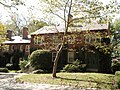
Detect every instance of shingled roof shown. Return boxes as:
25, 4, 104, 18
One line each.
31, 23, 109, 35
3, 36, 30, 45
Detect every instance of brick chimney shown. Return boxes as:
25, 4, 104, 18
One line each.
6, 30, 12, 40
22, 27, 28, 39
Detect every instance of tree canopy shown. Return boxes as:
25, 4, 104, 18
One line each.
0, 22, 6, 48
41, 0, 120, 26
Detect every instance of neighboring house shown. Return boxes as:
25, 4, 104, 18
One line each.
3, 27, 30, 56
30, 23, 111, 72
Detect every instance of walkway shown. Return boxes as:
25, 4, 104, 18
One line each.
0, 73, 96, 90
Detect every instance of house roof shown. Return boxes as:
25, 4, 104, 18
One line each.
3, 36, 30, 45
31, 23, 109, 35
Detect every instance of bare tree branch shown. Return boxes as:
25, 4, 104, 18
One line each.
0, 1, 18, 10
49, 9, 66, 22
64, 0, 69, 29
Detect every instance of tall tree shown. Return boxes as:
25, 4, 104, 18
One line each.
28, 20, 48, 33
41, 0, 120, 77
111, 18, 120, 57
0, 22, 6, 48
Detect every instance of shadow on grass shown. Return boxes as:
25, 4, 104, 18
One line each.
56, 76, 112, 84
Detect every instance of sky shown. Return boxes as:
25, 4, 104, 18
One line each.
0, 0, 120, 24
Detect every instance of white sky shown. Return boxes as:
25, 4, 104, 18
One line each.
0, 0, 120, 24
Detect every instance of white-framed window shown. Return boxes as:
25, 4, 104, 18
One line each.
34, 37, 39, 44
11, 45, 14, 51
52, 52, 57, 62
68, 51, 75, 63
25, 45, 30, 52
20, 45, 23, 51
34, 36, 45, 44
96, 38, 101, 43
85, 35, 96, 44
53, 36, 58, 44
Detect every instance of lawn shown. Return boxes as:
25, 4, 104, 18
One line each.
17, 72, 115, 89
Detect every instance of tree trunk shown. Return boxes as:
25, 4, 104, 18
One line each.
52, 44, 63, 77
52, 0, 73, 78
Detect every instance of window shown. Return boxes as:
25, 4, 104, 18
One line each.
11, 45, 14, 51
25, 45, 30, 52
34, 36, 45, 44
53, 36, 58, 44
68, 51, 75, 63
96, 38, 101, 43
85, 35, 96, 44
34, 37, 38, 44
20, 45, 23, 51
101, 38, 110, 45
52, 52, 56, 62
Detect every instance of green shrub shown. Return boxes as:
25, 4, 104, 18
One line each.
6, 63, 14, 70
29, 50, 52, 72
19, 60, 28, 73
11, 50, 23, 70
62, 60, 86, 72
0, 52, 11, 67
115, 71, 120, 89
111, 61, 120, 73
0, 68, 9, 73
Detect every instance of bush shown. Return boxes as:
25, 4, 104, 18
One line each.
29, 50, 52, 72
115, 71, 120, 89
11, 50, 23, 70
0, 68, 9, 73
111, 61, 120, 73
0, 52, 11, 67
62, 60, 86, 72
6, 63, 14, 70
19, 60, 28, 73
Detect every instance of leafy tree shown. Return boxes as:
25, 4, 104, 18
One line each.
28, 20, 48, 33
0, 22, 6, 49
40, 0, 120, 77
111, 18, 120, 57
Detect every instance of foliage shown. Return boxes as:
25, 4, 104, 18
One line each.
17, 72, 114, 89
62, 60, 86, 72
19, 60, 28, 73
30, 47, 38, 54
111, 61, 120, 73
28, 20, 48, 33
112, 18, 120, 32
115, 71, 120, 89
29, 50, 52, 72
0, 22, 6, 49
41, 0, 120, 25
0, 68, 9, 73
41, 0, 120, 77
111, 18, 120, 57
0, 52, 11, 67
11, 50, 23, 70
96, 45, 112, 55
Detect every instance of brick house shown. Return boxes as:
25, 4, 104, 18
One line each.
3, 27, 30, 56
1, 23, 111, 72
30, 23, 111, 72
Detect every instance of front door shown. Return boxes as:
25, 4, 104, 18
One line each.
85, 51, 99, 72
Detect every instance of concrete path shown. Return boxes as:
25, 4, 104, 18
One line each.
0, 73, 96, 90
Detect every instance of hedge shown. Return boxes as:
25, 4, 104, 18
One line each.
29, 50, 53, 72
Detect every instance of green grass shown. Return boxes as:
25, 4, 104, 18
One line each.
17, 72, 115, 89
